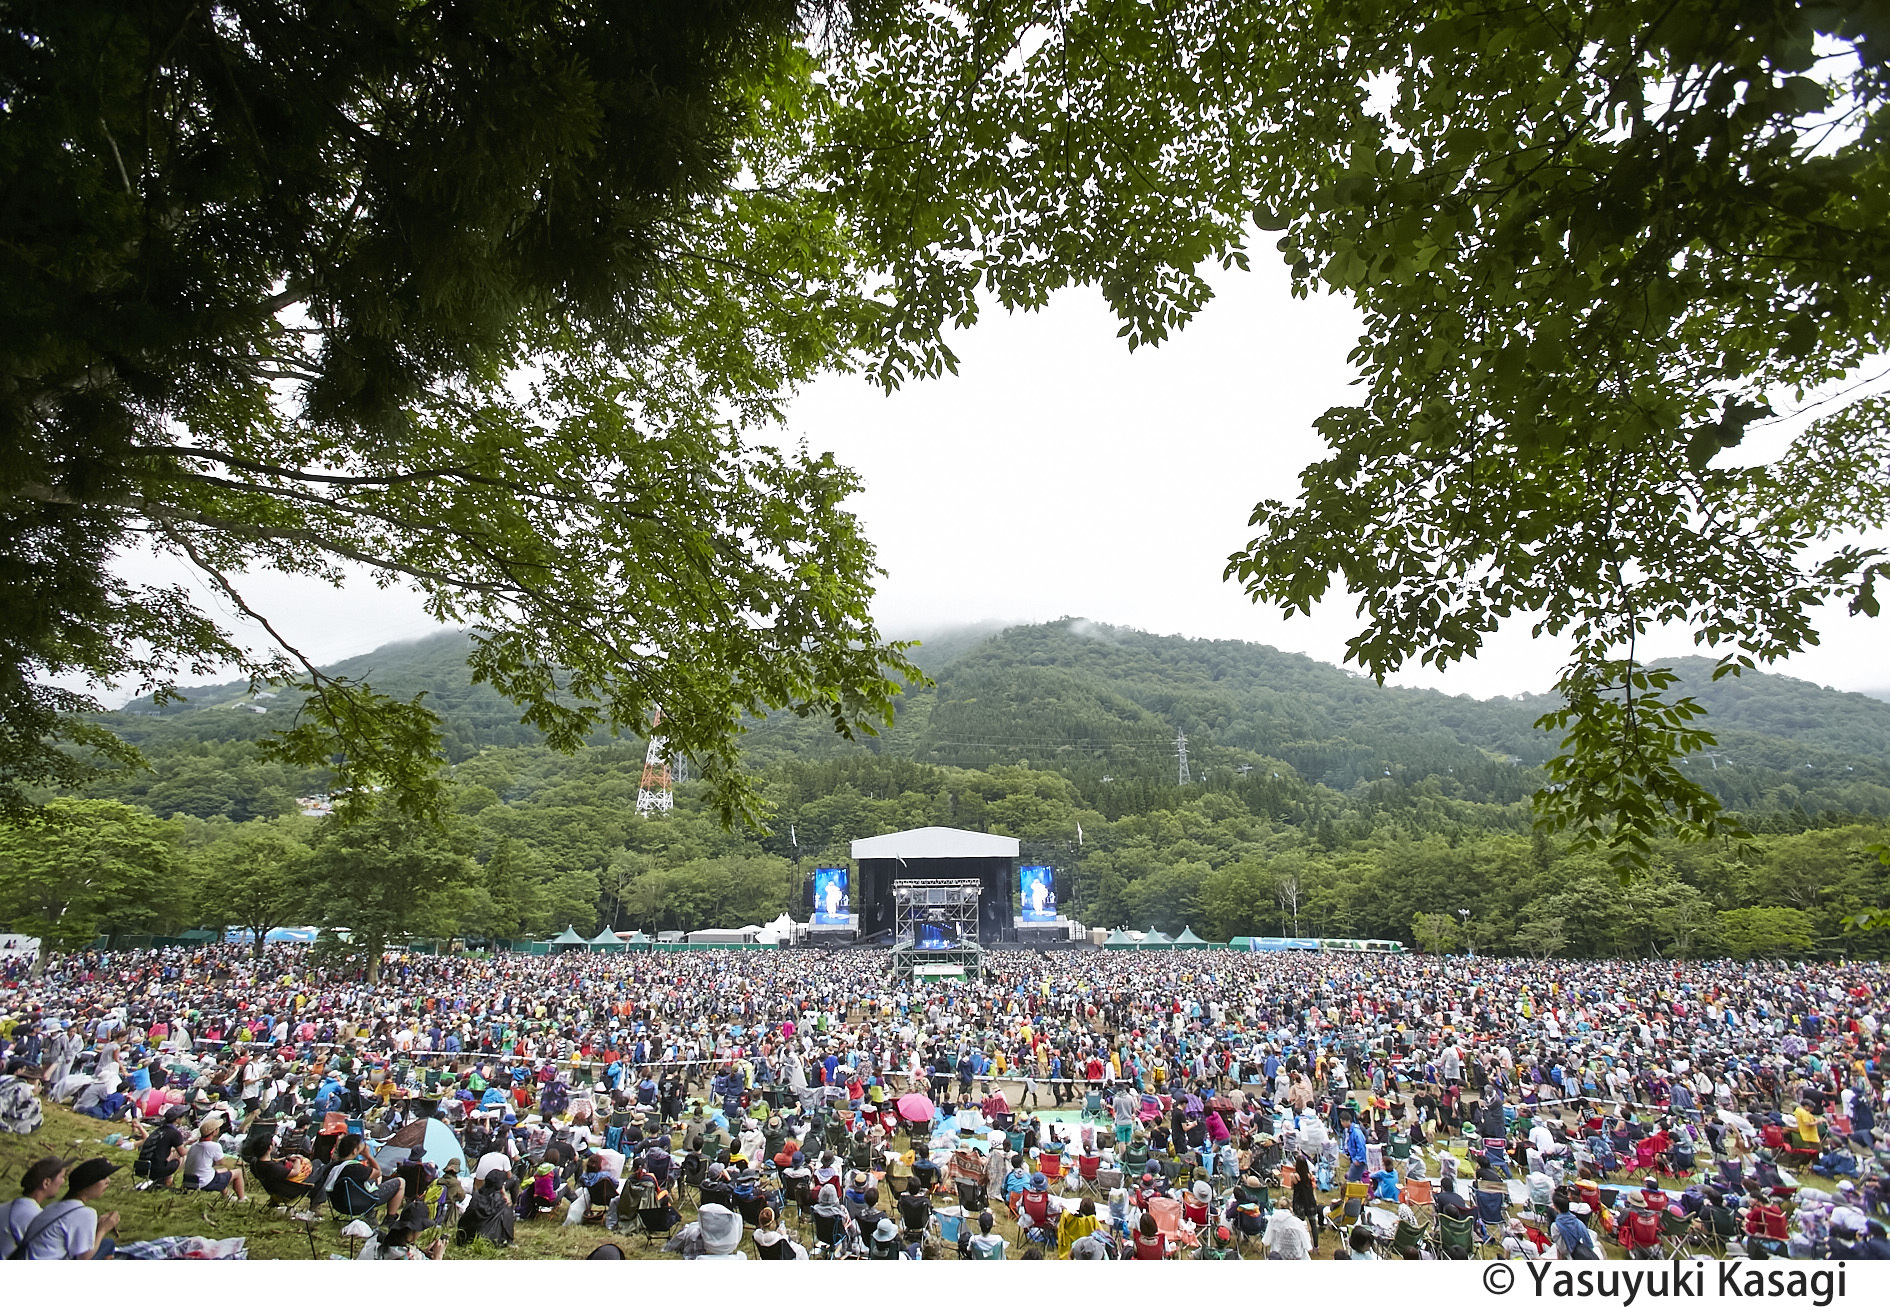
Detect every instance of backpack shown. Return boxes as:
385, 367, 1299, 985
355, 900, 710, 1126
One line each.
1556, 1214, 1599, 1260
135, 1127, 175, 1176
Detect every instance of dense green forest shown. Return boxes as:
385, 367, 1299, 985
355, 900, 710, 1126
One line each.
6, 622, 1886, 961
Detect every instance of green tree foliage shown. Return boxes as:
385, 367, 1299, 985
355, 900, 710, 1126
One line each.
306, 808, 474, 980
11, 4, 1889, 857
457, 837, 599, 943
1512, 917, 1568, 962
0, 798, 175, 967
31, 621, 1884, 955
1717, 906, 1818, 960
1411, 913, 1464, 956
195, 819, 313, 958
813, 2, 1890, 867
80, 739, 304, 821
2, 0, 913, 825
620, 855, 792, 935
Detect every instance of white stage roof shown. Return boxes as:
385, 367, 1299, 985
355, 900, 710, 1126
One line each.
850, 826, 1020, 860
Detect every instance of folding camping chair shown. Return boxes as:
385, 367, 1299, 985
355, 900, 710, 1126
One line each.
1072, 1152, 1103, 1196
250, 1161, 314, 1216
1252, 1137, 1285, 1183
955, 1178, 988, 1214
1229, 1186, 1270, 1250
1389, 1215, 1428, 1258
1039, 1151, 1066, 1187
1435, 1213, 1477, 1260
1400, 1178, 1435, 1227
812, 1209, 851, 1259
784, 1169, 815, 1231
1334, 1180, 1369, 1237
1147, 1194, 1199, 1256
1658, 1207, 1700, 1259
1699, 1201, 1739, 1255
1474, 1185, 1507, 1240
935, 1209, 964, 1245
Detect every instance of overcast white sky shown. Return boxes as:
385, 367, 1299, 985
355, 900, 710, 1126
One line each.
107, 260, 1889, 703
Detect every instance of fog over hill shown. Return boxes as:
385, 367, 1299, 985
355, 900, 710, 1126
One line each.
103, 619, 1890, 822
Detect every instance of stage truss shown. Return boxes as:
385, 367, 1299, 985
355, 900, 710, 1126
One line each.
890, 878, 984, 980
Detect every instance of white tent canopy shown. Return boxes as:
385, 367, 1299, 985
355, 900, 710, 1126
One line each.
849, 826, 1019, 860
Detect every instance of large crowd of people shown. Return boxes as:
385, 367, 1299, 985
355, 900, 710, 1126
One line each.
0, 940, 1885, 1260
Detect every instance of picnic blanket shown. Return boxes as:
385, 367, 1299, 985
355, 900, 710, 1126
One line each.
115, 1235, 248, 1260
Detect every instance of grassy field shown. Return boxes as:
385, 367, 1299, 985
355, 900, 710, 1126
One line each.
0, 1101, 662, 1261
3, 1098, 1777, 1260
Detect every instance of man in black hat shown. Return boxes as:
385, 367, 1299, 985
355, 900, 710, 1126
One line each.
17, 1158, 120, 1259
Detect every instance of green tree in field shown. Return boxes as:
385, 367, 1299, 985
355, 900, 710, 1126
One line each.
308, 808, 474, 980
0, 798, 174, 970
620, 854, 791, 934
1511, 916, 1569, 962
463, 838, 552, 944
1411, 913, 1464, 956
459, 836, 599, 943
195, 819, 315, 959
1716, 906, 1817, 960
1200, 860, 1274, 941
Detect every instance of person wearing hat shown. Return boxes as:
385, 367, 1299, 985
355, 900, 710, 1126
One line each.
17, 1158, 120, 1260
361, 1201, 444, 1261
132, 1104, 189, 1189
1, 1155, 66, 1259
665, 1202, 745, 1260
752, 1205, 806, 1260
867, 1215, 904, 1260
181, 1115, 247, 1201
522, 1161, 560, 1219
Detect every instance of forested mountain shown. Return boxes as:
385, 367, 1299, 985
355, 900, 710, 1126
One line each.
30, 620, 1882, 959
99, 620, 1890, 824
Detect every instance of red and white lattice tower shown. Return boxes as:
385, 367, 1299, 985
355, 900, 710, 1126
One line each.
635, 709, 674, 817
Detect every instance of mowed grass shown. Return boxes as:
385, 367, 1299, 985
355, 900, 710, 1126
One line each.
0, 1101, 659, 1261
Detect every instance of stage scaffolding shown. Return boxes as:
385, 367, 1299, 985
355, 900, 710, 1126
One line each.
889, 878, 985, 980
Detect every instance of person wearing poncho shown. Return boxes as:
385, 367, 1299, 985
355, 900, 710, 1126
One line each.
665, 1202, 744, 1259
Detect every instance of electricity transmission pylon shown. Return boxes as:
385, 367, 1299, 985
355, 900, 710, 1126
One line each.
635, 709, 674, 817
1174, 729, 1190, 785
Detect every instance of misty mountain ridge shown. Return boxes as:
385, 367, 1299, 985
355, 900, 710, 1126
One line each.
101, 619, 1890, 820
